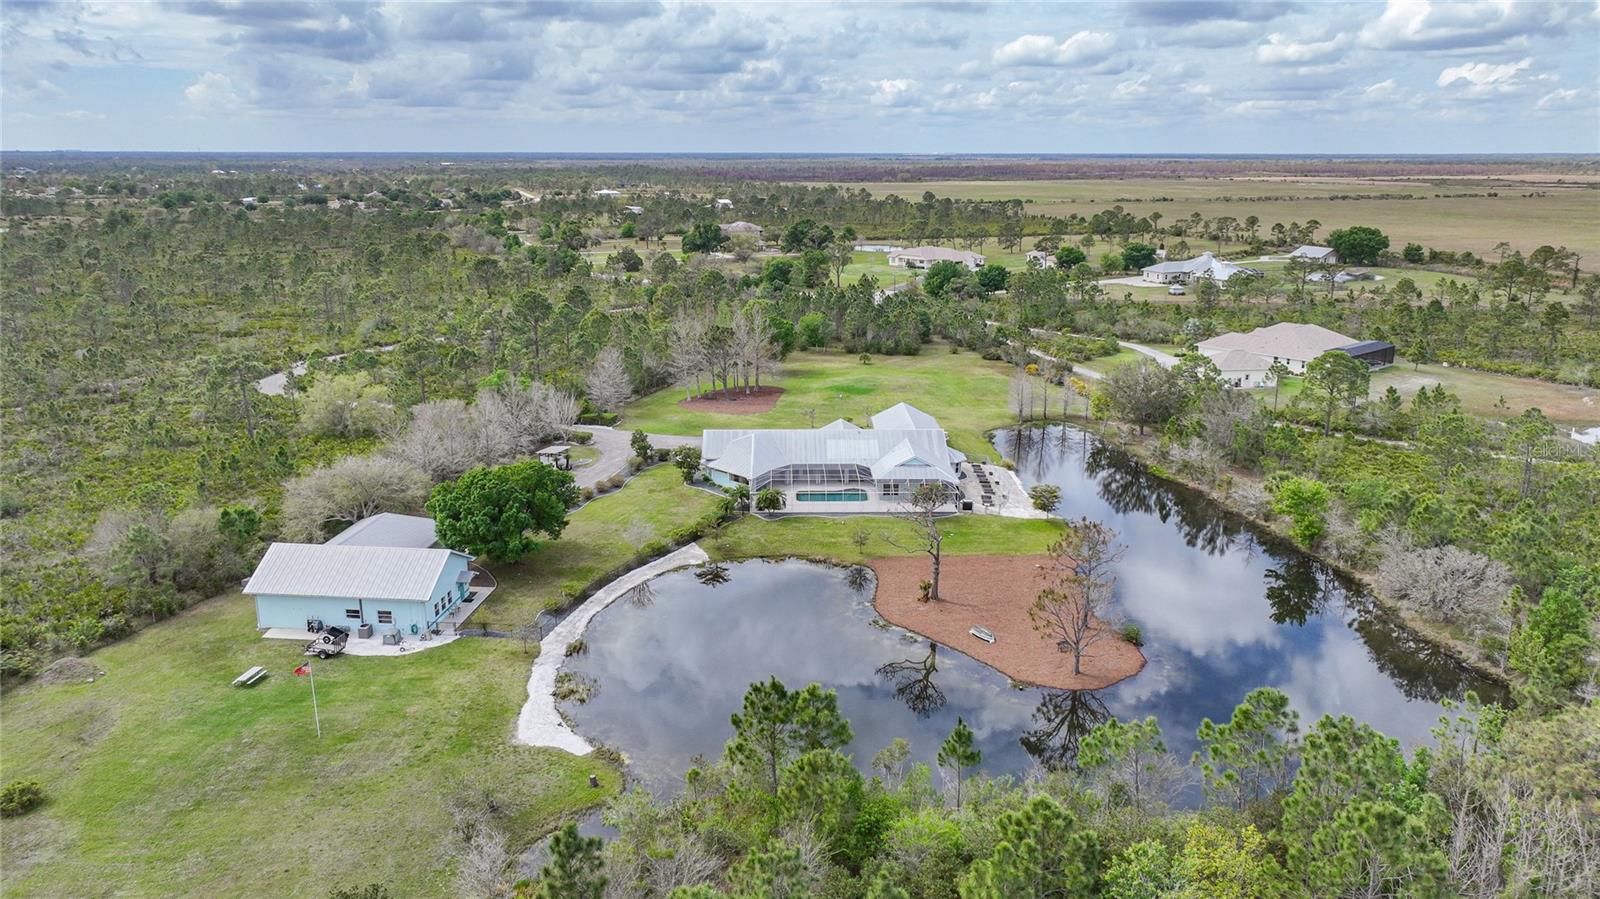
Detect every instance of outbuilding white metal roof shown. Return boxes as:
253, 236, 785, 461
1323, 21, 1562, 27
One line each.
324, 512, 439, 549
244, 543, 472, 602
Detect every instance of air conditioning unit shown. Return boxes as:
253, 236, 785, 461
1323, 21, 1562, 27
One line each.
306, 617, 324, 633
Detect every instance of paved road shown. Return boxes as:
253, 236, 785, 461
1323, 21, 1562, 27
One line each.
1118, 340, 1179, 368
574, 425, 699, 490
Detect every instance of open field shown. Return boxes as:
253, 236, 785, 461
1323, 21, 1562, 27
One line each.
0, 597, 617, 898
620, 347, 1020, 458
1255, 362, 1599, 425
830, 177, 1600, 263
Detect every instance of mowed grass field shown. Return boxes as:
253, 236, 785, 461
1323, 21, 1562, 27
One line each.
621, 347, 1020, 458
0, 598, 617, 898
830, 177, 1600, 263
1252, 362, 1598, 424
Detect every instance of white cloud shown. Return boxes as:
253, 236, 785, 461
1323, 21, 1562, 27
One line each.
1364, 78, 1399, 97
1255, 32, 1351, 65
869, 78, 917, 107
1360, 0, 1593, 51
183, 71, 242, 108
1436, 57, 1532, 92
993, 31, 1117, 67
1535, 87, 1582, 110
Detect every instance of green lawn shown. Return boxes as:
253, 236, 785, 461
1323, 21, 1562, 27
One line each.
1253, 363, 1596, 424
0, 597, 617, 898
713, 512, 1063, 563
1078, 348, 1145, 374
483, 465, 723, 625
620, 348, 1019, 458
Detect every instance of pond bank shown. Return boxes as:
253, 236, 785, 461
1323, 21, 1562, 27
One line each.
1004, 415, 1508, 686
870, 554, 1144, 691
514, 543, 709, 755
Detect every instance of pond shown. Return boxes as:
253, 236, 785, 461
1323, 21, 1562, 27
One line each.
561, 424, 1504, 799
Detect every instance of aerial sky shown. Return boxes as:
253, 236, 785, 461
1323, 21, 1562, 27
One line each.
3, 0, 1597, 154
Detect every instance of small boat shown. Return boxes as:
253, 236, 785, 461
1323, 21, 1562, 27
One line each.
969, 626, 995, 643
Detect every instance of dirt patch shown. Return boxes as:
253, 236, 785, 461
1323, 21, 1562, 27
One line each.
677, 386, 785, 414
36, 656, 105, 686
870, 555, 1145, 691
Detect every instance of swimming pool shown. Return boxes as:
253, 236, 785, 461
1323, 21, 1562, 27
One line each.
794, 489, 870, 502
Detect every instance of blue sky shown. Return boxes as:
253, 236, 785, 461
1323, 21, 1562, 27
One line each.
3, 0, 1596, 153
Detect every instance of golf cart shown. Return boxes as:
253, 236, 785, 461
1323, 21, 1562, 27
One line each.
305, 626, 349, 659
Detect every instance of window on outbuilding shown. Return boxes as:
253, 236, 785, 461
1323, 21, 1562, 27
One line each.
345, 609, 360, 620
377, 610, 393, 624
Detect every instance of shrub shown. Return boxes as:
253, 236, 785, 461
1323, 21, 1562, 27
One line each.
0, 780, 45, 817
918, 580, 933, 602
1029, 484, 1062, 513
1270, 477, 1331, 548
564, 639, 587, 657
1118, 622, 1144, 646
579, 486, 594, 501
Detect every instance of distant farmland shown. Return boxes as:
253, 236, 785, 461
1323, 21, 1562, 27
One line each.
824, 175, 1600, 263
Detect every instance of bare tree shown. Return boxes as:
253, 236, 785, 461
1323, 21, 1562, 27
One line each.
1375, 538, 1512, 630
586, 346, 633, 412
666, 311, 709, 400
473, 380, 578, 464
1029, 518, 1126, 675
733, 303, 779, 392
885, 483, 957, 601
280, 455, 430, 543
389, 399, 478, 481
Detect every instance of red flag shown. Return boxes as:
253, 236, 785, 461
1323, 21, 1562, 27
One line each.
293, 664, 310, 677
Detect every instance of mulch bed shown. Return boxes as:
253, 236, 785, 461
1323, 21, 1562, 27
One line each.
677, 386, 785, 414
870, 554, 1145, 691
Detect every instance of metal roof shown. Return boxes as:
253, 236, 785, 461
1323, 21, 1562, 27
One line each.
1337, 340, 1395, 356
244, 543, 471, 602
324, 513, 439, 549
871, 402, 940, 431
704, 403, 961, 485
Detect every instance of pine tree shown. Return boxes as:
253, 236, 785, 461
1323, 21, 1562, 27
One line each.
937, 717, 982, 811
532, 822, 606, 899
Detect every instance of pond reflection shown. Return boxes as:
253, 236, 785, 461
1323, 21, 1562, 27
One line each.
560, 426, 1504, 802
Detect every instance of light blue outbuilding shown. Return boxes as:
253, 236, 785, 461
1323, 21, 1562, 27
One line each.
245, 542, 475, 637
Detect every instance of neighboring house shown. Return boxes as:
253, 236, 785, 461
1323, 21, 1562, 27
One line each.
1290, 245, 1339, 264
1208, 349, 1276, 388
1196, 322, 1394, 375
701, 402, 966, 511
1570, 426, 1600, 446
719, 221, 764, 238
1025, 250, 1058, 268
593, 189, 621, 197
1309, 269, 1376, 285
623, 205, 643, 214
245, 542, 475, 636
888, 246, 986, 270
1140, 252, 1259, 284
239, 196, 258, 205
715, 198, 734, 209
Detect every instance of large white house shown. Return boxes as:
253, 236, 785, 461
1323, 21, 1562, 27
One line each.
702, 402, 966, 512
1140, 252, 1259, 284
888, 246, 986, 270
1196, 322, 1394, 382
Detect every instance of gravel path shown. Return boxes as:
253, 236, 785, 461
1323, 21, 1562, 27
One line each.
514, 543, 709, 755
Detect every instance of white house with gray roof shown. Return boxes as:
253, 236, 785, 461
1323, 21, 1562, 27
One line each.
245, 513, 475, 636
888, 246, 986, 270
1195, 322, 1393, 379
701, 402, 966, 511
1141, 252, 1260, 285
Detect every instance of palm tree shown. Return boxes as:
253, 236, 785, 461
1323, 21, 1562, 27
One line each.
724, 484, 751, 512
754, 488, 786, 512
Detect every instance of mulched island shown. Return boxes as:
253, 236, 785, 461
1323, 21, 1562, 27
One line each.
870, 554, 1145, 691
677, 386, 785, 414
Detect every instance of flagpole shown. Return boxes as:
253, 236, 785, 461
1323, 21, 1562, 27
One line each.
310, 665, 322, 738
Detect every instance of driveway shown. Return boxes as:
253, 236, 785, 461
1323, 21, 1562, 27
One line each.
574, 425, 699, 490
